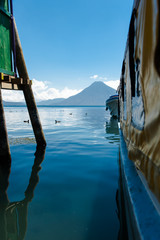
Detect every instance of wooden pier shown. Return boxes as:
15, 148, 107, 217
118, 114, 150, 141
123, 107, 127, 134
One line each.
0, 1, 46, 156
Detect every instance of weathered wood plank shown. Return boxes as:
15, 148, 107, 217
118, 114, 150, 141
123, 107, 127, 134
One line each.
0, 75, 32, 86
0, 82, 21, 90
23, 78, 32, 85
4, 75, 12, 82
11, 77, 23, 85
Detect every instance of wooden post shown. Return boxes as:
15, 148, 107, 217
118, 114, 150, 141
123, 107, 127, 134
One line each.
14, 20, 46, 147
0, 88, 11, 157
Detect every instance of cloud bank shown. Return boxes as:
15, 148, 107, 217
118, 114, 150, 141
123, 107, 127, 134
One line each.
2, 79, 82, 102
1, 77, 120, 102
90, 75, 107, 81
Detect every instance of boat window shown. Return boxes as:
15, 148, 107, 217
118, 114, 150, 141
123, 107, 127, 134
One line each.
119, 59, 127, 121
131, 59, 145, 130
154, 0, 160, 76
129, 9, 136, 97
123, 82, 127, 121
135, 58, 140, 96
121, 60, 125, 102
129, 8, 145, 130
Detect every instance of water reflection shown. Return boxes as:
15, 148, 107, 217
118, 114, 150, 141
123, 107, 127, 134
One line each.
116, 152, 128, 240
105, 118, 127, 239
0, 148, 46, 240
3, 107, 120, 239
105, 117, 119, 144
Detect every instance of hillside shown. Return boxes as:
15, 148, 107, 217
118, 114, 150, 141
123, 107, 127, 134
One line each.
3, 101, 26, 106
37, 98, 65, 105
3, 81, 116, 106
56, 81, 116, 106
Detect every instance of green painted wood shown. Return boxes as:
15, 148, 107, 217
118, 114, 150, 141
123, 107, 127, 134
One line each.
0, 68, 14, 76
0, 7, 11, 18
0, 0, 9, 11
0, 0, 14, 75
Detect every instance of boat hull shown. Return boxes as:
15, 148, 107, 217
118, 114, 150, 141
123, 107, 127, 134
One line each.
119, 130, 160, 240
106, 95, 118, 118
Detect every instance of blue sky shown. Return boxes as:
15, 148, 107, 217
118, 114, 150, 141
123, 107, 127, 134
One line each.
3, 0, 133, 101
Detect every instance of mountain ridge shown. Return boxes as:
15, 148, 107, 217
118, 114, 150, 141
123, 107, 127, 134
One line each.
51, 81, 116, 106
3, 81, 116, 106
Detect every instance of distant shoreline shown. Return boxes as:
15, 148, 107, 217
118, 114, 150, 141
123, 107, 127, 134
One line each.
4, 105, 105, 108
3, 81, 115, 108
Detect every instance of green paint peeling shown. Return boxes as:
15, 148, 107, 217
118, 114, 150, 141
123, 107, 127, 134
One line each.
0, 0, 14, 75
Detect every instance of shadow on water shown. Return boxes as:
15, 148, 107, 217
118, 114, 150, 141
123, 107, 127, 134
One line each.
105, 117, 128, 239
0, 148, 46, 240
85, 169, 119, 240
116, 152, 129, 240
85, 116, 120, 240
106, 118, 128, 239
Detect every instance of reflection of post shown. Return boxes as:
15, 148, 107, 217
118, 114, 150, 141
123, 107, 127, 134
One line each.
0, 148, 46, 240
14, 19, 46, 147
0, 89, 11, 157
15, 147, 46, 240
0, 155, 11, 240
25, 147, 46, 201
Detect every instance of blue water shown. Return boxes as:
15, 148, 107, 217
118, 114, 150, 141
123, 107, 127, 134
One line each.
2, 106, 120, 240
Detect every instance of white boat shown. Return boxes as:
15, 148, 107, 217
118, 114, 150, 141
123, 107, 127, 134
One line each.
106, 95, 119, 118
118, 0, 160, 239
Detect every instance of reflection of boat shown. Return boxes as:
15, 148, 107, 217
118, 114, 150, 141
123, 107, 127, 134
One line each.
118, 0, 160, 239
0, 148, 46, 240
106, 95, 119, 118
105, 117, 119, 144
106, 117, 119, 134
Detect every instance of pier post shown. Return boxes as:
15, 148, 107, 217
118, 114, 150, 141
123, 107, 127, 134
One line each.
14, 20, 46, 147
0, 88, 11, 157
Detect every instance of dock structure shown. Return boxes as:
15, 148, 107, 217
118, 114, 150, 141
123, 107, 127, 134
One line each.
0, 0, 46, 156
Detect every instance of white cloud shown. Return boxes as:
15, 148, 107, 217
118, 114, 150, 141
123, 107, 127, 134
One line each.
99, 77, 107, 80
90, 74, 99, 79
2, 90, 25, 102
104, 80, 120, 90
2, 79, 82, 102
90, 75, 107, 81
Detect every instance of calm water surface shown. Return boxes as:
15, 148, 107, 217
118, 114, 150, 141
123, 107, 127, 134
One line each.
2, 107, 120, 240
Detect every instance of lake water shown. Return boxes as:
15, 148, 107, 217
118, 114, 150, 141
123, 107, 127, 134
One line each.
1, 106, 120, 240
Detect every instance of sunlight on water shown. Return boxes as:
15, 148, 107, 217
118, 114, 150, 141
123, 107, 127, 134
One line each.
1, 107, 120, 240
